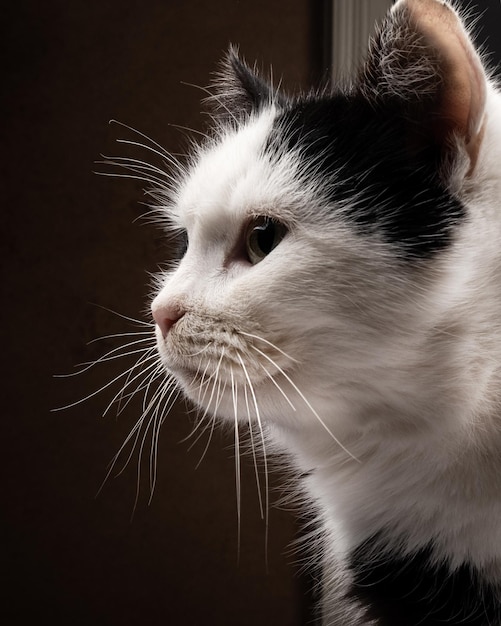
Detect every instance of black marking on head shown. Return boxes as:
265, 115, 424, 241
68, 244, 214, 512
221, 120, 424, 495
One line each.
272, 92, 466, 259
348, 535, 501, 625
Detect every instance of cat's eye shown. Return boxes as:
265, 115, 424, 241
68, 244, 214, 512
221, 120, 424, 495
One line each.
177, 230, 188, 259
246, 216, 287, 265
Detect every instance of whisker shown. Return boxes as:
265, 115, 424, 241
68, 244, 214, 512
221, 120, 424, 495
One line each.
149, 383, 180, 503
189, 358, 204, 388
115, 139, 186, 174
194, 370, 228, 470
88, 330, 152, 343
97, 402, 152, 497
184, 342, 213, 358
141, 363, 166, 414
168, 122, 210, 140
230, 367, 241, 559
180, 360, 214, 444
98, 154, 182, 189
109, 362, 163, 406
213, 374, 227, 416
111, 378, 176, 485
160, 387, 181, 426
251, 345, 360, 464
196, 360, 213, 407
257, 362, 297, 411
237, 353, 269, 565
131, 405, 160, 519
238, 331, 300, 364
189, 349, 225, 454
94, 170, 165, 186
89, 344, 156, 368
115, 374, 163, 420
243, 382, 265, 520
102, 358, 161, 417
194, 413, 217, 470
99, 154, 176, 181
55, 339, 155, 378
109, 119, 172, 159
116, 359, 163, 417
148, 409, 163, 503
53, 355, 156, 412
87, 330, 151, 346
88, 303, 153, 327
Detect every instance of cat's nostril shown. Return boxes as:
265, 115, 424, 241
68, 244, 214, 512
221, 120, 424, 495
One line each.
152, 304, 185, 339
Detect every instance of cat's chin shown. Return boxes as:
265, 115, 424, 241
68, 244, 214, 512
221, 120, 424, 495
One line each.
159, 355, 299, 428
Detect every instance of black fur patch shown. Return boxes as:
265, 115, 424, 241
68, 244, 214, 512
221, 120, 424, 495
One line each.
348, 536, 501, 625
273, 94, 466, 260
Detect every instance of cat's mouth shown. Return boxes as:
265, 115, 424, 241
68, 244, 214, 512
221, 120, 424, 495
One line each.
155, 314, 293, 392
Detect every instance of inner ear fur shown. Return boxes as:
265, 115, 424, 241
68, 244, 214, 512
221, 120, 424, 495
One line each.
402, 0, 486, 164
362, 0, 487, 173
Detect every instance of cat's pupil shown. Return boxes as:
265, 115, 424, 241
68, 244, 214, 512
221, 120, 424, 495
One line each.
246, 217, 286, 264
178, 230, 188, 258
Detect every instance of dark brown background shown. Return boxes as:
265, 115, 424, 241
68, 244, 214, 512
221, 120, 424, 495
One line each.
3, 2, 326, 625
3, 2, 500, 626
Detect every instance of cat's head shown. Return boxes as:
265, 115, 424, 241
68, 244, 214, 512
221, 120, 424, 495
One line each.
151, 0, 491, 444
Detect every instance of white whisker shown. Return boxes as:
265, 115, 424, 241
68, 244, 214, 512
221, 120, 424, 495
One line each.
97, 158, 166, 180
189, 349, 225, 456
131, 407, 159, 519
190, 348, 224, 469
53, 355, 156, 412
94, 170, 164, 186
168, 122, 210, 140
101, 377, 177, 502
55, 339, 155, 377
100, 154, 177, 181
243, 382, 265, 520
149, 384, 180, 503
88, 303, 152, 327
237, 353, 269, 565
251, 346, 360, 463
116, 138, 185, 174
102, 359, 161, 417
196, 360, 213, 406
184, 342, 213, 358
88, 330, 152, 343
239, 330, 300, 364
230, 367, 241, 558
116, 361, 164, 417
109, 119, 172, 159
258, 362, 297, 411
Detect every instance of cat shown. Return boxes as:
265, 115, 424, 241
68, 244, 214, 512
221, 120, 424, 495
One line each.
106, 0, 501, 623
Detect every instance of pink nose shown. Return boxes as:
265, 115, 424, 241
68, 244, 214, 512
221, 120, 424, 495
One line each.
152, 303, 185, 339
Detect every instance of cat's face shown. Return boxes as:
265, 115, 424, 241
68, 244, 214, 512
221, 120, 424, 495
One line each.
151, 108, 348, 431
151, 110, 456, 440
151, 0, 488, 441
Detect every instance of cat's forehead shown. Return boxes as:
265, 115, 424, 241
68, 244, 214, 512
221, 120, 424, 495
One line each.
175, 106, 303, 230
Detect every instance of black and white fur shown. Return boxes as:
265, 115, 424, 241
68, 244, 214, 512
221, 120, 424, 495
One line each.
109, 1, 501, 623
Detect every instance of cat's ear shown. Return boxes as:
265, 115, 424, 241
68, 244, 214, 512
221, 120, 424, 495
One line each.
360, 0, 487, 174
208, 46, 284, 121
